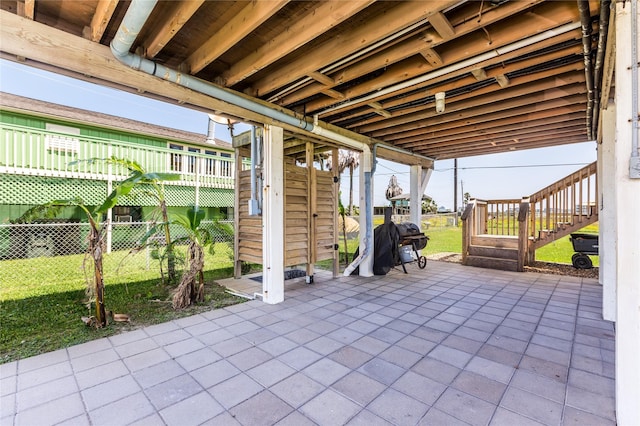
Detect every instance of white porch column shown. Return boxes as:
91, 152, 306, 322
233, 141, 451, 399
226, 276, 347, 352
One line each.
409, 166, 433, 229
599, 103, 616, 321
409, 165, 422, 228
262, 125, 285, 304
358, 151, 373, 276
614, 1, 640, 423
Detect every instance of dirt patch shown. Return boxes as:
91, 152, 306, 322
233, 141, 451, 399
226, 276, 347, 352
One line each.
426, 252, 598, 279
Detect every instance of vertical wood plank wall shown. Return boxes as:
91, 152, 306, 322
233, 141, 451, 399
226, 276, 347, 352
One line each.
236, 155, 337, 270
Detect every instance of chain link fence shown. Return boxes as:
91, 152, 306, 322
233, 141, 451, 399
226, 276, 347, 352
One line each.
0, 220, 234, 261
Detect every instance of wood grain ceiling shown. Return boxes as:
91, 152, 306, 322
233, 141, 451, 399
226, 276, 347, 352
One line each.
0, 0, 611, 161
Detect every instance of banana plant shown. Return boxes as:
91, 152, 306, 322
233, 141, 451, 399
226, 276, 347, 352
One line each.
17, 198, 109, 327
72, 157, 181, 284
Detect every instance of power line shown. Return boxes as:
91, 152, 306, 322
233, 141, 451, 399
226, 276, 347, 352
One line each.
435, 162, 590, 172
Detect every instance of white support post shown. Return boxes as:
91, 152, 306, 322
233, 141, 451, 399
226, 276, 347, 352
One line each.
106, 144, 113, 254
614, 2, 640, 423
358, 151, 373, 277
262, 125, 285, 304
409, 165, 422, 229
599, 103, 616, 321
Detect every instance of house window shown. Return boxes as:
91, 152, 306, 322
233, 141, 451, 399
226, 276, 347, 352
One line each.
169, 143, 183, 172
187, 147, 200, 174
45, 123, 80, 153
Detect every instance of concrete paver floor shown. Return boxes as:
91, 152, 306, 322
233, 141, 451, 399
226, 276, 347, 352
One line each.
0, 261, 616, 425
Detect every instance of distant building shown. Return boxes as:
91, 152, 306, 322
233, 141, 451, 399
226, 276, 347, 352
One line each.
0, 93, 238, 223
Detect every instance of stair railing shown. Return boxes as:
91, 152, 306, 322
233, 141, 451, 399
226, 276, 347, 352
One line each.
460, 201, 476, 264
528, 161, 597, 248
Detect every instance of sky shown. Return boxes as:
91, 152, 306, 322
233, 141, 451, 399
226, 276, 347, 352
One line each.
0, 59, 597, 210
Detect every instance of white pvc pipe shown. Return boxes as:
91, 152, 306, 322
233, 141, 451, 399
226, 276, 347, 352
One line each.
318, 21, 583, 116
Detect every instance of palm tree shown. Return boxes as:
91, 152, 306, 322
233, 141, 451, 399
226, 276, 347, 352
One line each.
338, 150, 360, 216
385, 175, 403, 215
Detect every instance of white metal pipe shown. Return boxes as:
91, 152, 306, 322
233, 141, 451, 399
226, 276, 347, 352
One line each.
318, 21, 583, 116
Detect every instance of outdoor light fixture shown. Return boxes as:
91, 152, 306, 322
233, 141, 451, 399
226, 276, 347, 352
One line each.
435, 92, 446, 113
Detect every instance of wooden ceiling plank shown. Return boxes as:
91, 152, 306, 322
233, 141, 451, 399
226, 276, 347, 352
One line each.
428, 136, 589, 160
0, 11, 379, 151
303, 2, 584, 114
253, 0, 461, 96
144, 1, 204, 58
428, 12, 455, 39
223, 0, 375, 87
423, 133, 588, 159
330, 42, 584, 126
277, 0, 547, 107
398, 121, 586, 150
393, 113, 586, 147
387, 109, 586, 145
185, 0, 290, 75
373, 96, 587, 142
366, 88, 587, 137
356, 68, 586, 133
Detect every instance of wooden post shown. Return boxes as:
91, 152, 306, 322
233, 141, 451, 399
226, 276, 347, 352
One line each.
517, 200, 529, 272
306, 142, 315, 281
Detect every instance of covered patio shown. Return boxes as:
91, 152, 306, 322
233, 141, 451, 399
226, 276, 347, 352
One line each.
1, 261, 615, 426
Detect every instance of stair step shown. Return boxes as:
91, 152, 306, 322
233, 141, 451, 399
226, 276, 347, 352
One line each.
465, 255, 519, 272
468, 245, 519, 260
471, 235, 519, 249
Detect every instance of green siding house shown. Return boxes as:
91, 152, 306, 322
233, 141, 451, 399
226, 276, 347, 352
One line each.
0, 92, 237, 223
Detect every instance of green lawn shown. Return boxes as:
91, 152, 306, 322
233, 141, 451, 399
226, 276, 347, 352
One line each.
1, 222, 599, 363
0, 243, 245, 363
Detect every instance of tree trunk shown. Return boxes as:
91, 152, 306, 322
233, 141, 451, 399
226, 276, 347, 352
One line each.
89, 222, 106, 327
172, 242, 204, 309
159, 199, 176, 284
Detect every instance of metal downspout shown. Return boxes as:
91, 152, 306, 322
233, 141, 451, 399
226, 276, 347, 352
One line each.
578, 0, 595, 140
110, 0, 374, 273
591, 0, 611, 137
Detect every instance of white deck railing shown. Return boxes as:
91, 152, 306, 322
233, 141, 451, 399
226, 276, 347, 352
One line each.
0, 124, 238, 189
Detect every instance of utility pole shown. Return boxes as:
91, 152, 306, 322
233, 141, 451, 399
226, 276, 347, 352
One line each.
453, 158, 458, 213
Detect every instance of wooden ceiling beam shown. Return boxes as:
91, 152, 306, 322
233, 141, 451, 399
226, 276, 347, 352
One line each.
223, 0, 374, 88
428, 11, 455, 39
421, 134, 588, 160
386, 109, 586, 145
144, 1, 204, 58
17, 0, 34, 19
359, 73, 586, 134
398, 121, 586, 151
309, 71, 335, 87
368, 102, 392, 118
277, 0, 546, 106
184, 0, 290, 75
336, 53, 584, 128
252, 0, 461, 96
372, 95, 586, 141
305, 2, 584, 114
393, 112, 586, 147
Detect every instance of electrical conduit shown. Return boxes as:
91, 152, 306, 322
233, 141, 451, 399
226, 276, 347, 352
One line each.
110, 0, 374, 275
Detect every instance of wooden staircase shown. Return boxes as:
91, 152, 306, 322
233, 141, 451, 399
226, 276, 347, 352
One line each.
462, 162, 598, 272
